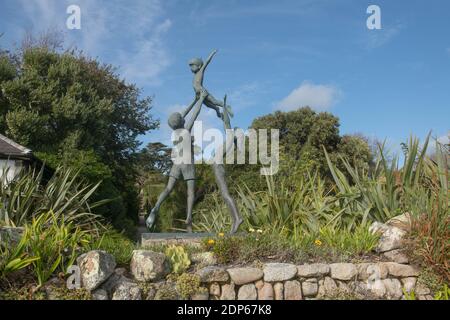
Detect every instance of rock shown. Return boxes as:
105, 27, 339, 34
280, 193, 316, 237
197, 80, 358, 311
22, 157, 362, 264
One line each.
336, 281, 351, 294
209, 282, 221, 296
372, 223, 406, 252
258, 283, 274, 300
317, 280, 325, 298
197, 266, 229, 283
99, 271, 142, 300
191, 252, 217, 266
350, 281, 369, 297
238, 284, 257, 300
385, 262, 419, 277
146, 287, 156, 300
220, 283, 236, 300
273, 283, 284, 300
382, 279, 403, 299
77, 250, 116, 291
367, 278, 386, 298
302, 279, 318, 297
330, 263, 357, 281
415, 283, 431, 295
227, 267, 263, 285
114, 267, 127, 276
191, 291, 209, 300
357, 263, 389, 280
111, 279, 142, 300
297, 264, 330, 278
386, 213, 412, 232
383, 249, 409, 264
130, 250, 169, 282
263, 263, 297, 282
401, 277, 417, 293
319, 277, 338, 297
92, 288, 108, 300
284, 280, 302, 300
369, 221, 388, 234
255, 280, 264, 290
0, 226, 24, 246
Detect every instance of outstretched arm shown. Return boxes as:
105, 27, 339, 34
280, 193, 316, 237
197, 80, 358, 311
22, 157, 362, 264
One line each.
180, 97, 198, 118
201, 49, 218, 72
185, 89, 208, 131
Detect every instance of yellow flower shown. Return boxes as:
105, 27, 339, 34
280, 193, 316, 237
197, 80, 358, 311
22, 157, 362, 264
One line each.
218, 232, 225, 237
207, 239, 215, 245
256, 229, 263, 234
314, 239, 322, 246
249, 228, 255, 233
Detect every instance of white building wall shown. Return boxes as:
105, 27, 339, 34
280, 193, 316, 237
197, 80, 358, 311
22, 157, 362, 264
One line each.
0, 159, 22, 183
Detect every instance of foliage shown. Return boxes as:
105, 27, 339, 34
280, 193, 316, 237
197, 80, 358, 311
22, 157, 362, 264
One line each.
0, 228, 39, 279
154, 283, 179, 300
249, 107, 372, 179
165, 245, 191, 274
402, 288, 416, 300
316, 224, 379, 255
434, 284, 450, 300
0, 165, 105, 232
25, 211, 91, 286
0, 37, 159, 232
203, 235, 243, 264
326, 135, 449, 281
176, 273, 201, 299
202, 228, 377, 265
88, 229, 136, 266
0, 285, 47, 300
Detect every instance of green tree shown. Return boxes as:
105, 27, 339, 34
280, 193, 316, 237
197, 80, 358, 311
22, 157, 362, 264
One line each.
0, 39, 158, 237
248, 107, 372, 180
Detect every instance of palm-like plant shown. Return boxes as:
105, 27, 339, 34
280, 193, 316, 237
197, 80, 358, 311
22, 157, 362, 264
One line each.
0, 166, 107, 233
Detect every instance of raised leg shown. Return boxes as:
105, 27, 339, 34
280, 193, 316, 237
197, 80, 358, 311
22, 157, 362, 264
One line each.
213, 164, 243, 234
185, 179, 195, 233
146, 176, 177, 230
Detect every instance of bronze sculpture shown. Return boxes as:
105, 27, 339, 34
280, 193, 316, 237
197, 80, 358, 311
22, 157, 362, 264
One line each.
146, 50, 243, 234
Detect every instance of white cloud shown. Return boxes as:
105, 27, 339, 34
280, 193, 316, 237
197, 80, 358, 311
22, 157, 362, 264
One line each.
275, 81, 341, 111
17, 0, 172, 86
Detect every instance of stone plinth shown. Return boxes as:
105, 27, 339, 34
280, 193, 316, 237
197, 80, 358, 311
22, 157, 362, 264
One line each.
141, 233, 214, 247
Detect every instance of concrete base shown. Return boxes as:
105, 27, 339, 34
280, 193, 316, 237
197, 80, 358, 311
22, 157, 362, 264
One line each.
141, 233, 215, 247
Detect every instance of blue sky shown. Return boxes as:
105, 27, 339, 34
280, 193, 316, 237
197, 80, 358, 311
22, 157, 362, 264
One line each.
1, 0, 449, 152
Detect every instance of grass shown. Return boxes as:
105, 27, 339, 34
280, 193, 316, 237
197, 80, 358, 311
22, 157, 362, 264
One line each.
201, 227, 379, 266
87, 229, 137, 266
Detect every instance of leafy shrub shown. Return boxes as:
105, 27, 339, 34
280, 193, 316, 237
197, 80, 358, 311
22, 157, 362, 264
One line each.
25, 211, 90, 286
154, 283, 179, 300
88, 229, 136, 266
316, 224, 379, 255
434, 284, 450, 300
0, 166, 106, 232
0, 228, 38, 279
203, 236, 243, 264
176, 273, 201, 299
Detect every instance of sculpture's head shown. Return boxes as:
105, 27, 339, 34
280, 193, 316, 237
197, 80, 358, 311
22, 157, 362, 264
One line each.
189, 58, 203, 73
168, 112, 185, 130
